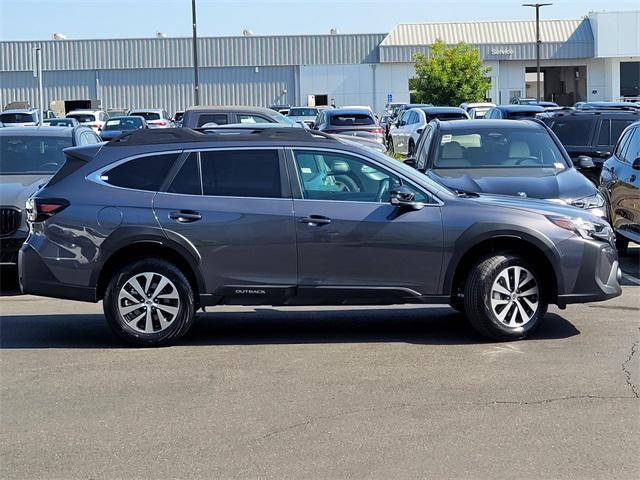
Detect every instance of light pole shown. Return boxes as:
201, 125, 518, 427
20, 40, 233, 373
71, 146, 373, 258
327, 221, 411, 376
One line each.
191, 0, 200, 105
523, 3, 552, 102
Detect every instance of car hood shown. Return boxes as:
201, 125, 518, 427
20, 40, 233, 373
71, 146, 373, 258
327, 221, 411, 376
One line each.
428, 167, 595, 202
0, 175, 51, 208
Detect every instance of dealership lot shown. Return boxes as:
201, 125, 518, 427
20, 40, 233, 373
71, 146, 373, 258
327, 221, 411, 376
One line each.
0, 250, 638, 479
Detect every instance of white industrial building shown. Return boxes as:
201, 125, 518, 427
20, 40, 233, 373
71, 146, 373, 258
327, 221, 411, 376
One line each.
1, 10, 638, 114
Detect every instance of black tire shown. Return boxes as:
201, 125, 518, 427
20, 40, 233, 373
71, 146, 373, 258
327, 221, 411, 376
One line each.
388, 138, 395, 155
463, 254, 547, 341
616, 236, 629, 256
103, 258, 196, 347
407, 140, 415, 157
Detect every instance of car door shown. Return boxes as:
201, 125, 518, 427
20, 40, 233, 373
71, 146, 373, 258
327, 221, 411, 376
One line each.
287, 148, 443, 296
608, 126, 640, 232
392, 111, 411, 154
154, 148, 297, 301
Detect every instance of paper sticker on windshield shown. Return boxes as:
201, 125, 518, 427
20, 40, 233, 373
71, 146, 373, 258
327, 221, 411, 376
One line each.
107, 120, 120, 126
441, 134, 452, 144
300, 167, 312, 174
554, 162, 564, 169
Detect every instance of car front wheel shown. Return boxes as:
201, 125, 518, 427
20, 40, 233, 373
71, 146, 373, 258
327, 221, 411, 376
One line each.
464, 254, 547, 341
103, 258, 196, 347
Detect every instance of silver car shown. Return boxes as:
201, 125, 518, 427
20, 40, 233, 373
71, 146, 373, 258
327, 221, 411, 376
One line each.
287, 107, 320, 127
127, 108, 174, 128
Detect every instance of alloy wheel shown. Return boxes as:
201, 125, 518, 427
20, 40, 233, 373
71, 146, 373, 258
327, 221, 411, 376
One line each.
489, 266, 539, 327
117, 272, 180, 334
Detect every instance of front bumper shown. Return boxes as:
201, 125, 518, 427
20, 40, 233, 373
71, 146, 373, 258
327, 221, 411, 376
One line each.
0, 231, 28, 265
556, 239, 622, 306
19, 243, 97, 302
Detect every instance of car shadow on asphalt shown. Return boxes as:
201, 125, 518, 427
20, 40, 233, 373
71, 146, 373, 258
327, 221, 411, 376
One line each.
0, 308, 579, 349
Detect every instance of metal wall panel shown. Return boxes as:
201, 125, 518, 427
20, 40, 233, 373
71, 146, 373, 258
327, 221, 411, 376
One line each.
1, 66, 296, 114
0, 70, 96, 110
0, 34, 385, 72
380, 42, 594, 63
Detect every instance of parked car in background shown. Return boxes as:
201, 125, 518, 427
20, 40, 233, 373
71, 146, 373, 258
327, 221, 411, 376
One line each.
43, 118, 79, 127
0, 108, 40, 127
100, 116, 148, 141
538, 107, 640, 185
313, 107, 384, 143
66, 110, 109, 133
287, 107, 319, 127
484, 105, 545, 120
409, 119, 606, 218
599, 121, 640, 255
19, 126, 620, 346
0, 126, 101, 266
385, 102, 407, 115
389, 107, 469, 156
269, 104, 291, 115
460, 102, 495, 119
181, 106, 297, 129
127, 108, 174, 128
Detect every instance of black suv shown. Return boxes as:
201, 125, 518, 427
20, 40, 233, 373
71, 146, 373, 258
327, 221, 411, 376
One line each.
538, 107, 640, 184
19, 127, 621, 346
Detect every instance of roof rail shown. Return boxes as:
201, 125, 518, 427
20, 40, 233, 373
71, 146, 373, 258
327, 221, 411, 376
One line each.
106, 126, 337, 146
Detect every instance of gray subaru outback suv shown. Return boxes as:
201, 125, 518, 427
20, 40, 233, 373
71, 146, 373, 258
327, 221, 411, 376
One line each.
19, 127, 621, 346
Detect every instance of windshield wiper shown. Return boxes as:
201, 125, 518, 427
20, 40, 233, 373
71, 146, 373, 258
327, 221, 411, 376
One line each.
454, 189, 480, 198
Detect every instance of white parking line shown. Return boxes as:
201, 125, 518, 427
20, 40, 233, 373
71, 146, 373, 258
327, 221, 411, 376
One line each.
622, 273, 640, 286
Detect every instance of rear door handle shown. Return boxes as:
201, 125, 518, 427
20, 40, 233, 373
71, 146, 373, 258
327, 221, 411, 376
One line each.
169, 210, 202, 223
299, 215, 332, 226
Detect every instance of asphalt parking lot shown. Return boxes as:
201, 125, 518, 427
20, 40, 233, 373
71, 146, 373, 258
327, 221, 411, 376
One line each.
1, 249, 638, 479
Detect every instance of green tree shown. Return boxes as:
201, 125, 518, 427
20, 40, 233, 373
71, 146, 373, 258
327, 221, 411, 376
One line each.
410, 40, 492, 106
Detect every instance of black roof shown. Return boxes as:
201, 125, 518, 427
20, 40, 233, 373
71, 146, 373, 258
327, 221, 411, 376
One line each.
492, 105, 545, 113
418, 106, 467, 114
437, 119, 544, 130
0, 126, 88, 137
325, 107, 374, 116
537, 108, 640, 119
105, 126, 341, 147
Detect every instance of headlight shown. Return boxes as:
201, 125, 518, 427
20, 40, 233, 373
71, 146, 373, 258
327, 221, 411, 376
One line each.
571, 192, 605, 209
547, 215, 614, 243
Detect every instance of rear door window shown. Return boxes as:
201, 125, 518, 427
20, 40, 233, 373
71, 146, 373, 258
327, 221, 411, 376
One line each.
550, 118, 594, 145
597, 120, 611, 146
237, 114, 272, 124
167, 153, 201, 195
200, 149, 282, 198
621, 127, 640, 163
611, 119, 636, 146
101, 153, 179, 191
197, 114, 228, 127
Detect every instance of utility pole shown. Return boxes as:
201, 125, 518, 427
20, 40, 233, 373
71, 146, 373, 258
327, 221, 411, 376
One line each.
32, 47, 44, 125
191, 0, 200, 105
523, 3, 552, 102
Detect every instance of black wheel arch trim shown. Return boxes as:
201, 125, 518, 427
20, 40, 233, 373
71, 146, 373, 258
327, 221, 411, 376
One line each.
91, 226, 206, 293
442, 223, 565, 297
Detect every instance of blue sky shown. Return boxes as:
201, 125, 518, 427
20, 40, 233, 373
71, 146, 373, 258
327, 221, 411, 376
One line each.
1, 0, 638, 41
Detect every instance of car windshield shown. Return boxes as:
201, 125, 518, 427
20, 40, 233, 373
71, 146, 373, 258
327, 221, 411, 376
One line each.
508, 111, 539, 119
271, 111, 296, 125
289, 108, 318, 117
104, 117, 143, 131
67, 114, 95, 123
0, 113, 35, 123
433, 129, 568, 170
131, 111, 160, 120
0, 135, 72, 175
330, 113, 374, 126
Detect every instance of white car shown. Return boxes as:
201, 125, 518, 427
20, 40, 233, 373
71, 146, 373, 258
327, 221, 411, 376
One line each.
460, 102, 496, 119
0, 108, 39, 127
66, 110, 109, 132
287, 106, 319, 127
127, 108, 174, 128
389, 107, 469, 156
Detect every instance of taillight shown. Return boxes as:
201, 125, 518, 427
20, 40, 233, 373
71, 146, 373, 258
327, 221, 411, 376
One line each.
372, 127, 384, 135
152, 120, 167, 126
26, 198, 69, 223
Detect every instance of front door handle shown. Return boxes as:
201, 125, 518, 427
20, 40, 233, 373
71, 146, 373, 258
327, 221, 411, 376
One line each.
169, 210, 202, 223
299, 215, 332, 226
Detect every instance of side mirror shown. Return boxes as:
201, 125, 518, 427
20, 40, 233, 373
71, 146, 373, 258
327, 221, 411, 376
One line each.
416, 128, 424, 135
595, 151, 611, 159
390, 186, 424, 210
633, 157, 640, 171
575, 155, 595, 169
403, 157, 417, 168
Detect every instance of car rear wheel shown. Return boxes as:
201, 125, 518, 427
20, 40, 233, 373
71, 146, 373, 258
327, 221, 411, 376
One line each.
464, 254, 547, 341
104, 258, 196, 347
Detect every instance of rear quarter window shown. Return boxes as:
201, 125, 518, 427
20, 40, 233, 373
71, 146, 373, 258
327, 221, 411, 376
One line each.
101, 153, 179, 191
